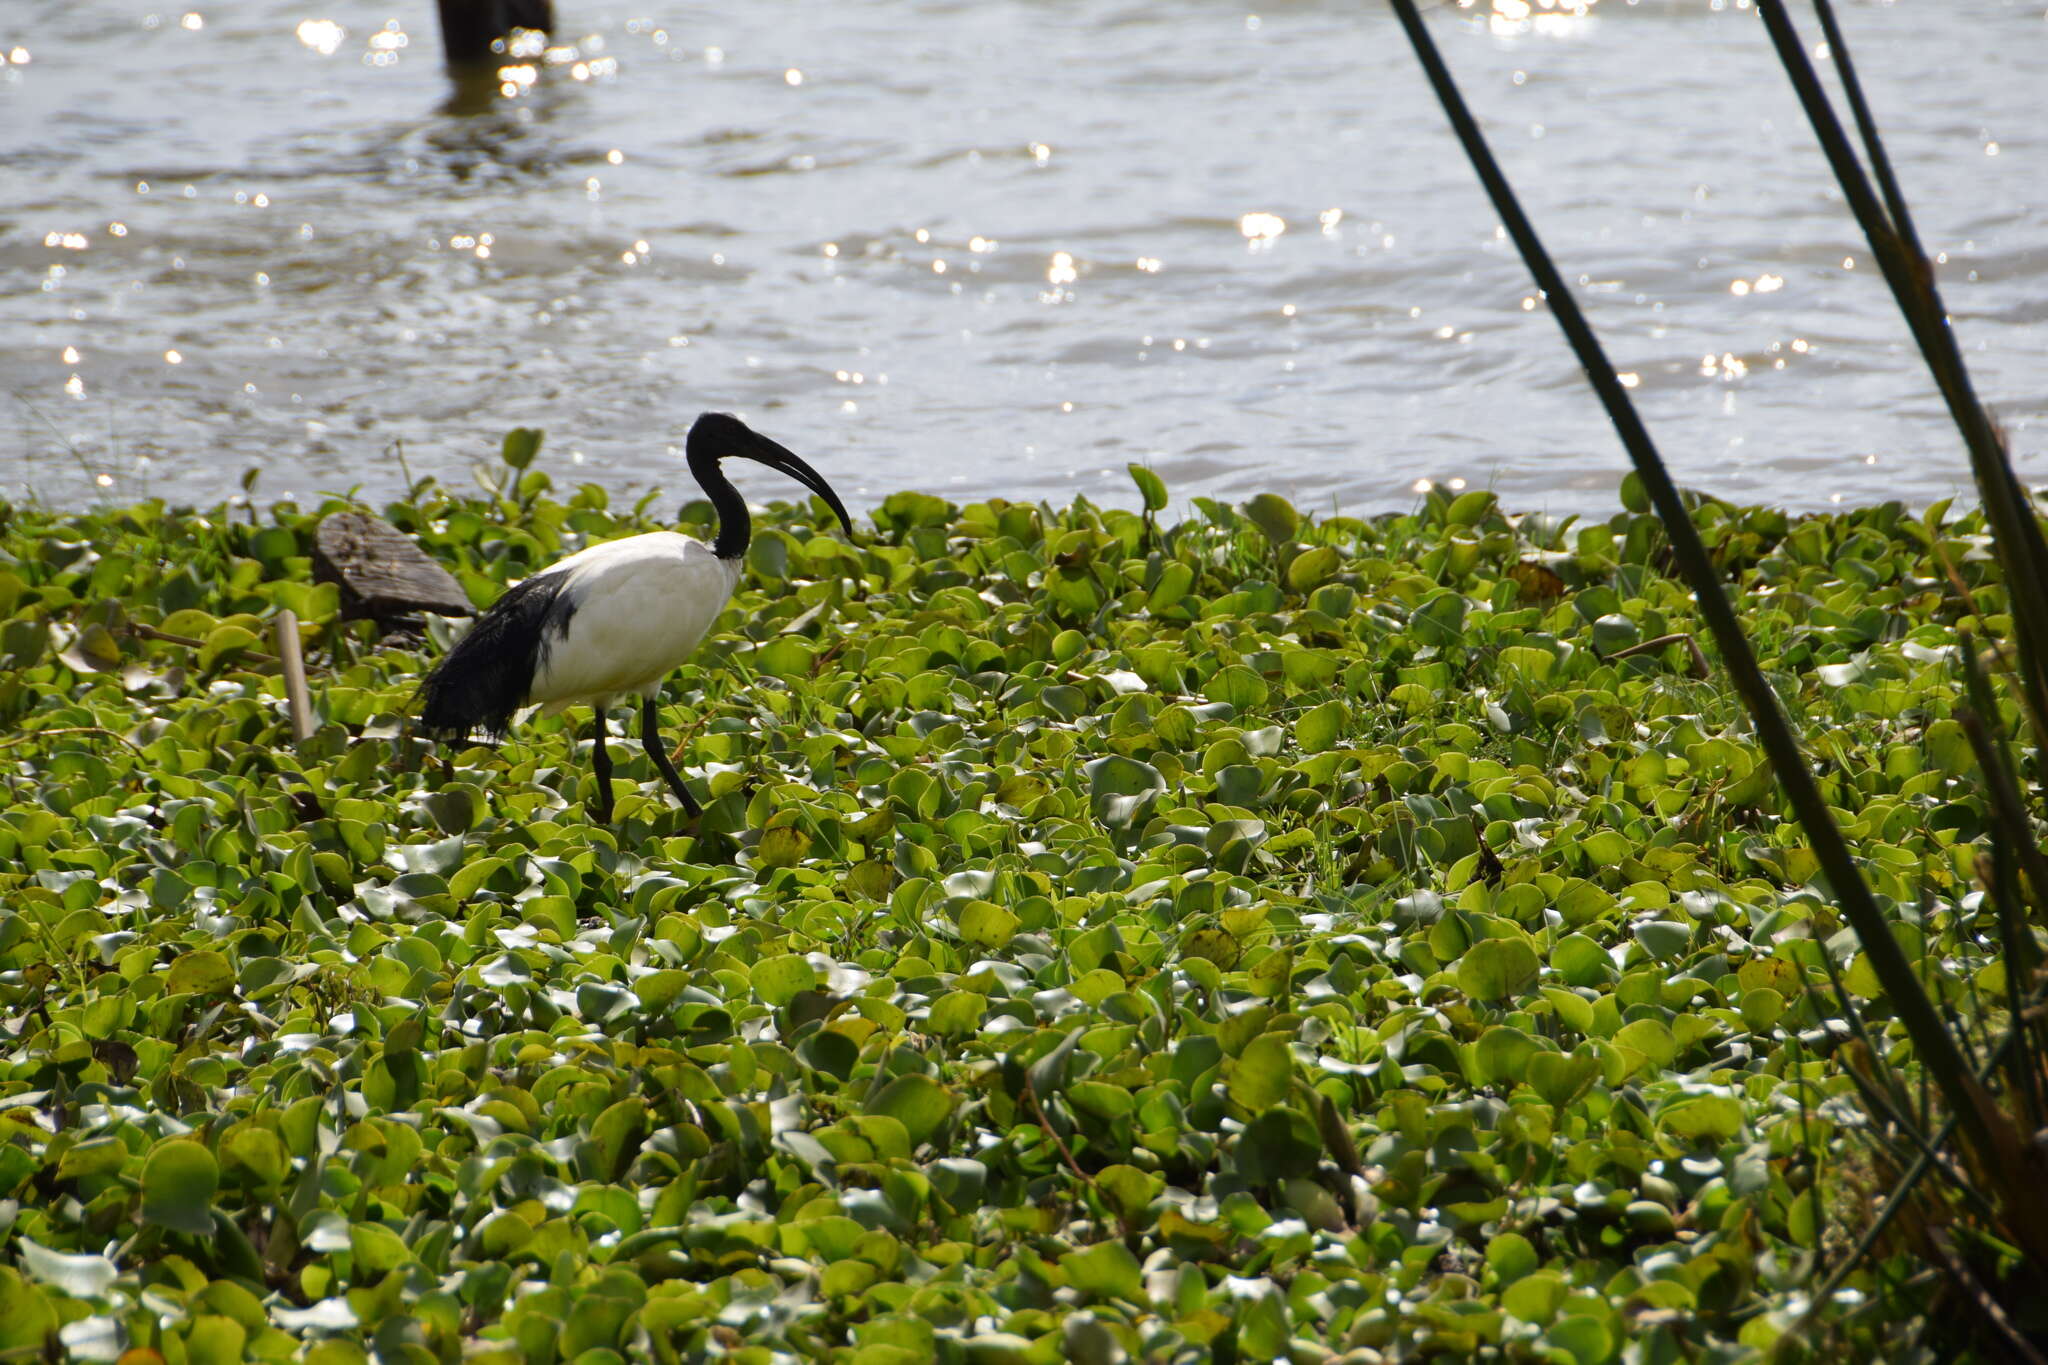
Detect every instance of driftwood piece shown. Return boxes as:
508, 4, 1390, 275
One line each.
313, 512, 473, 623
437, 0, 554, 65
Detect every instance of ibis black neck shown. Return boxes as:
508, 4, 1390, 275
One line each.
687, 450, 751, 561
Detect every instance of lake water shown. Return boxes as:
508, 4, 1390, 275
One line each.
2, 0, 2043, 519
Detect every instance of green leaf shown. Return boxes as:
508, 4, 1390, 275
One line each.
1456, 937, 1539, 1003
1446, 489, 1497, 526
1226, 1033, 1292, 1110
502, 427, 545, 470
1525, 1050, 1598, 1108
349, 1222, 414, 1275
1486, 1232, 1538, 1283
1235, 1105, 1320, 1185
221, 1126, 289, 1189
752, 953, 817, 1007
166, 949, 234, 996
1127, 463, 1168, 512
1469, 1025, 1540, 1087
1614, 1018, 1679, 1069
1060, 1241, 1145, 1303
1503, 1270, 1567, 1324
1241, 493, 1299, 544
1411, 590, 1467, 649
1084, 755, 1165, 831
1660, 1095, 1744, 1144
1202, 665, 1268, 711
199, 624, 262, 671
1632, 920, 1691, 960
958, 900, 1020, 949
142, 1140, 220, 1235
1148, 561, 1196, 612
1544, 1313, 1614, 1365
1285, 545, 1340, 593
185, 1315, 248, 1365
1293, 700, 1347, 753
866, 1074, 954, 1149
0, 1270, 58, 1354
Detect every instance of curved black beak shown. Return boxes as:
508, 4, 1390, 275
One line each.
688, 412, 856, 539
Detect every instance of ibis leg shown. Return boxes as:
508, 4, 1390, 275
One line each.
642, 696, 702, 818
590, 711, 615, 823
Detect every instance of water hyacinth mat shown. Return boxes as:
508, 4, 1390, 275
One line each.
0, 466, 2015, 1363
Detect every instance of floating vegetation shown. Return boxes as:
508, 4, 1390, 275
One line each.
0, 457, 2034, 1361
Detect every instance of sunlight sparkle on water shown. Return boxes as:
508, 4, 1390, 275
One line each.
296, 20, 345, 55
1469, 0, 1600, 36
1240, 212, 1286, 245
180, 13, 204, 32
1046, 252, 1078, 286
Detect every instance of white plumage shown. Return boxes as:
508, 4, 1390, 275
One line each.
527, 534, 741, 712
418, 412, 854, 824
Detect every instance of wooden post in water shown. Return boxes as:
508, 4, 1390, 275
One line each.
436, 0, 555, 66
274, 610, 316, 743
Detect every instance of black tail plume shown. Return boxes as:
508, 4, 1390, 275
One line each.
416, 572, 572, 740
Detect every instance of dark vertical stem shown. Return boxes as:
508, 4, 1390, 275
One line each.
1753, 1, 2048, 773
1808, 0, 1923, 265
1382, 0, 1994, 1160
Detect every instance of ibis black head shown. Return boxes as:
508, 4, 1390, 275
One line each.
685, 412, 856, 559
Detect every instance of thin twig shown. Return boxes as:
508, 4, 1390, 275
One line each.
125, 621, 279, 665
0, 725, 144, 753
1604, 631, 1710, 680
1928, 1229, 2048, 1365
10, 390, 110, 488
1022, 1081, 1135, 1247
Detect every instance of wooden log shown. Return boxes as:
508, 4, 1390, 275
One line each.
313, 512, 474, 624
437, 0, 555, 66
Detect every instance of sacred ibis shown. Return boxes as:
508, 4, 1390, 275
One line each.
418, 411, 854, 823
